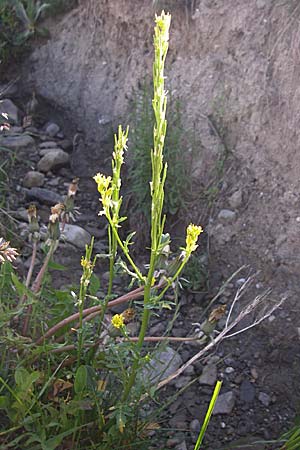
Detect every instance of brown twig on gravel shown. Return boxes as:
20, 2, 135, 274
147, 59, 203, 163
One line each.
155, 287, 286, 392
36, 286, 145, 345
44, 335, 204, 355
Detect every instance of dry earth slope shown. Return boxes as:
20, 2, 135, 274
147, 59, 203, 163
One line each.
20, 0, 300, 294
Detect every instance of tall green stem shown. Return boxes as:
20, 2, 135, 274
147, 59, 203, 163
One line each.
77, 237, 94, 370
122, 11, 171, 401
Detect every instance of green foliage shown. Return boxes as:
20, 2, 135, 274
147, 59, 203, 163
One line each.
181, 252, 208, 292
0, 0, 77, 68
128, 79, 191, 222
0, 11, 205, 450
46, 0, 78, 15
280, 421, 300, 449
193, 380, 222, 450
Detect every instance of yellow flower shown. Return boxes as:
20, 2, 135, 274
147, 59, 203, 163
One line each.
185, 223, 203, 254
80, 257, 93, 270
111, 314, 124, 329
93, 173, 113, 216
155, 10, 171, 42
93, 173, 112, 195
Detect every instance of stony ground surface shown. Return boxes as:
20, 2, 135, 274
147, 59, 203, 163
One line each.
1, 93, 299, 450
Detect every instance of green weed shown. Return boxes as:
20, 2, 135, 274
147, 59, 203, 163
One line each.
128, 80, 191, 224
0, 12, 204, 449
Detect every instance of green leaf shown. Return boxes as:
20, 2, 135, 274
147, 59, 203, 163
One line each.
89, 273, 100, 296
48, 261, 67, 271
0, 395, 8, 409
11, 273, 34, 299
15, 367, 30, 386
193, 380, 222, 450
74, 365, 96, 394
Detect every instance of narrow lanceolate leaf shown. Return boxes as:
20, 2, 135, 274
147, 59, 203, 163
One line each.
193, 380, 222, 450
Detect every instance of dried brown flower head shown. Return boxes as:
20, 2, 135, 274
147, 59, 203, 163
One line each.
49, 203, 65, 223
0, 238, 19, 264
68, 178, 79, 198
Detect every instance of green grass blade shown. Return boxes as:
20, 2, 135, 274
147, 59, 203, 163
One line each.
193, 380, 222, 450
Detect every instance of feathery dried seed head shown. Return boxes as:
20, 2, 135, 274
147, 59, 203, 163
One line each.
0, 238, 19, 264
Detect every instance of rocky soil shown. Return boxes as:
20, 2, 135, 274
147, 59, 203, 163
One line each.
0, 92, 299, 450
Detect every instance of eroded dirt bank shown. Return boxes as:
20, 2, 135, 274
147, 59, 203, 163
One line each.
19, 0, 300, 285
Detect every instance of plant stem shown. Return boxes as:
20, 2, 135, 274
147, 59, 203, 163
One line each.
107, 215, 145, 283
122, 11, 171, 402
77, 237, 94, 369
35, 286, 146, 345
22, 241, 55, 336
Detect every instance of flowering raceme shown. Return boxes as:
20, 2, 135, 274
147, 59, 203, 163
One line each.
185, 224, 203, 255
93, 173, 112, 216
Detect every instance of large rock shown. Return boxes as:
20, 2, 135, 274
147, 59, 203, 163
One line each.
23, 171, 45, 188
142, 346, 183, 384
0, 99, 20, 124
37, 149, 70, 172
61, 224, 92, 249
24, 187, 62, 205
0, 134, 35, 151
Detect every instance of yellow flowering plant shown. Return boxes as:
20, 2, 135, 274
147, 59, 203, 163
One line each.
92, 10, 203, 404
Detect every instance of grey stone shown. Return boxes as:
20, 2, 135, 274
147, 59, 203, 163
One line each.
46, 178, 60, 187
62, 224, 92, 249
190, 418, 201, 433
258, 392, 271, 407
217, 209, 237, 223
39, 141, 58, 149
23, 171, 45, 188
228, 189, 243, 209
199, 363, 217, 386
142, 347, 183, 384
175, 442, 187, 450
37, 149, 70, 172
213, 391, 235, 415
0, 134, 35, 151
240, 379, 256, 403
45, 122, 60, 137
24, 187, 62, 205
39, 147, 62, 156
0, 99, 20, 124
174, 376, 192, 389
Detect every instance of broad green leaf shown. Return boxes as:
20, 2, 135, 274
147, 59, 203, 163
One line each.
74, 365, 96, 394
48, 261, 67, 271
15, 367, 30, 386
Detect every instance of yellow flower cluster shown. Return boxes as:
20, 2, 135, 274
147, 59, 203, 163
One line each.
155, 10, 171, 42
111, 314, 124, 329
113, 125, 128, 166
185, 223, 203, 255
93, 173, 112, 215
80, 257, 93, 270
